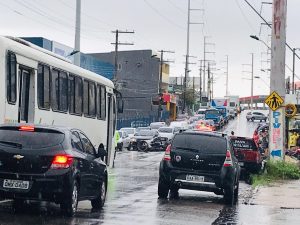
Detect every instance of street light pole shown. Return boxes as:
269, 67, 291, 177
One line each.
251, 53, 254, 110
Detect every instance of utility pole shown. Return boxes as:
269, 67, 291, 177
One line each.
199, 60, 203, 105
225, 55, 229, 97
251, 53, 254, 110
157, 50, 175, 121
111, 30, 135, 83
74, 0, 81, 66
203, 36, 215, 97
207, 63, 211, 102
183, 0, 203, 113
269, 0, 287, 160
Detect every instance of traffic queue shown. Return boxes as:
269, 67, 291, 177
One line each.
116, 107, 239, 152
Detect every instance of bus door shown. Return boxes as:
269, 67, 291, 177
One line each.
18, 67, 34, 123
106, 94, 116, 166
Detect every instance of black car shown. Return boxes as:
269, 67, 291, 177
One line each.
0, 124, 108, 216
158, 131, 240, 204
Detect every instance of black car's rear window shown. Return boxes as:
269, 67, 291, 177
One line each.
0, 127, 65, 149
172, 134, 227, 154
231, 138, 257, 151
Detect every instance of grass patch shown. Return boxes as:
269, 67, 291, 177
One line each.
250, 160, 300, 187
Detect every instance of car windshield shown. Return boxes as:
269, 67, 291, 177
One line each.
198, 111, 206, 114
217, 108, 226, 114
172, 134, 227, 154
205, 110, 220, 116
135, 130, 156, 136
121, 128, 134, 134
158, 128, 173, 133
0, 127, 65, 149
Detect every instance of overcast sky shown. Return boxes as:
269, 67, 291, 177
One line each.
0, 0, 299, 97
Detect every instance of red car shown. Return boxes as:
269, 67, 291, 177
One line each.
230, 136, 263, 174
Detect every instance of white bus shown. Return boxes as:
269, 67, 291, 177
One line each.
0, 36, 123, 167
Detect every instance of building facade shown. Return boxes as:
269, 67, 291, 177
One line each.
90, 50, 166, 121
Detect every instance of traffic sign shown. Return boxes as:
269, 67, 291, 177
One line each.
285, 104, 297, 117
265, 91, 284, 111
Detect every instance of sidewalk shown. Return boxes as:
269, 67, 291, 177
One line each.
251, 179, 300, 208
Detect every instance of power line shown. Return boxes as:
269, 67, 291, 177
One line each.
234, 0, 257, 33
143, 0, 185, 30
166, 0, 186, 15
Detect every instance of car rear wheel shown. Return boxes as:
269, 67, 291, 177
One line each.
61, 180, 78, 217
224, 185, 235, 205
138, 141, 148, 152
91, 179, 107, 209
170, 187, 179, 199
234, 182, 239, 200
158, 177, 169, 199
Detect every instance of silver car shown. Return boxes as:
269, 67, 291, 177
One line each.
246, 111, 267, 122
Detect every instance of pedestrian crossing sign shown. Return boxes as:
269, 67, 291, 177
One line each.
265, 91, 284, 111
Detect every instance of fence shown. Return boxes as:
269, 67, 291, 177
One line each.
117, 116, 156, 130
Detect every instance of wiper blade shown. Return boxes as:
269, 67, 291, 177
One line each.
0, 141, 23, 149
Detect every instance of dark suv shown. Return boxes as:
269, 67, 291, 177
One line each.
0, 124, 108, 216
158, 131, 240, 204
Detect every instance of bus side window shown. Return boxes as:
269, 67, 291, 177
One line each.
37, 64, 50, 110
89, 82, 96, 117
75, 76, 83, 115
6, 51, 17, 104
68, 74, 75, 114
83, 80, 89, 116
96, 84, 106, 120
100, 86, 106, 120
51, 69, 68, 112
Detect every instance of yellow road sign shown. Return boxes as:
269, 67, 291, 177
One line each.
265, 91, 284, 111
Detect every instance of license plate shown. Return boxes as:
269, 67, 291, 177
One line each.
238, 162, 244, 166
3, 179, 29, 190
186, 175, 204, 182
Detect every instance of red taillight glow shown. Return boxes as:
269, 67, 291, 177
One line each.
223, 150, 233, 167
164, 144, 171, 161
51, 155, 73, 169
19, 126, 34, 132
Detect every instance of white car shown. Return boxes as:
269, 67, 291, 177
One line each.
120, 127, 136, 138
117, 130, 131, 150
158, 127, 180, 141
169, 121, 189, 130
150, 122, 166, 130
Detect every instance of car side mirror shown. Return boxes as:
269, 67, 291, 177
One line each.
97, 144, 107, 161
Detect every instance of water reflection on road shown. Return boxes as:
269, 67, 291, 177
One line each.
3, 110, 295, 225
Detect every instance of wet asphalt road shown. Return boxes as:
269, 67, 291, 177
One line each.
0, 110, 277, 225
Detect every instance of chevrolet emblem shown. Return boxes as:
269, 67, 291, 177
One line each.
13, 155, 24, 160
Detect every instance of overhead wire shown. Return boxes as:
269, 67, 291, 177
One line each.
13, 0, 112, 42
166, 0, 186, 15
234, 0, 257, 33
143, 0, 185, 30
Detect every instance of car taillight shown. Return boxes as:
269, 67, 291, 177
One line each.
51, 155, 73, 169
19, 126, 34, 132
223, 150, 233, 167
164, 144, 171, 161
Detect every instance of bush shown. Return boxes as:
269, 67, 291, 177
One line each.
266, 160, 300, 179
251, 160, 300, 187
